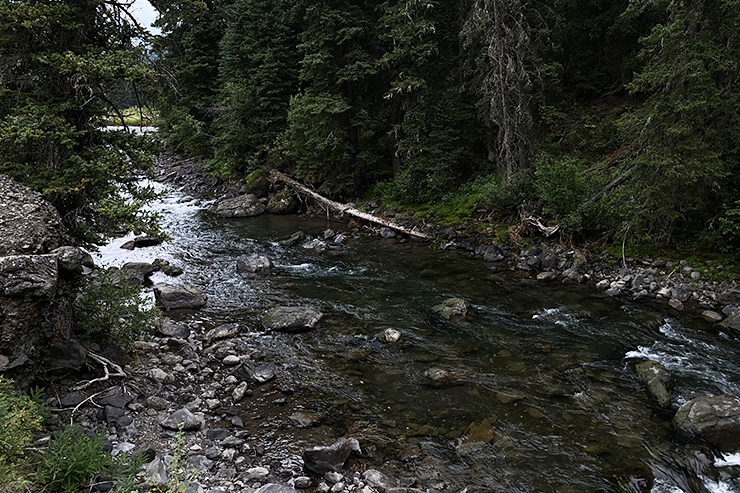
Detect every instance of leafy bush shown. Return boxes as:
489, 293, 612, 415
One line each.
0, 377, 44, 464
76, 268, 160, 351
37, 425, 116, 493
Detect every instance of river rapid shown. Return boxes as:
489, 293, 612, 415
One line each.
95, 181, 740, 493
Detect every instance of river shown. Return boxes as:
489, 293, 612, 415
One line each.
94, 181, 740, 492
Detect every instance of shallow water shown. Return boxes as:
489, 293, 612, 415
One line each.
95, 184, 740, 492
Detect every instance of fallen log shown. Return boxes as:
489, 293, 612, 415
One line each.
271, 170, 431, 241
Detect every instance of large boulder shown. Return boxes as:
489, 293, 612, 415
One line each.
302, 437, 361, 474
0, 175, 67, 256
673, 394, 740, 451
153, 283, 207, 310
266, 189, 299, 214
263, 306, 323, 332
213, 194, 266, 217
635, 360, 673, 408
0, 177, 86, 388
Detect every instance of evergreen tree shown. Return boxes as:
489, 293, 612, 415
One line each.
617, 0, 740, 242
0, 0, 158, 242
215, 0, 300, 175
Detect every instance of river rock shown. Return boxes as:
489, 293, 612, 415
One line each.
233, 359, 276, 384
719, 313, 740, 334
263, 306, 323, 332
363, 469, 395, 492
674, 394, 740, 451
157, 319, 191, 339
702, 310, 723, 323
243, 176, 271, 198
133, 235, 165, 248
289, 411, 319, 428
422, 367, 465, 388
635, 360, 673, 408
206, 323, 240, 342
302, 437, 361, 474
432, 298, 469, 320
267, 189, 299, 214
213, 194, 266, 217
161, 408, 203, 431
122, 261, 156, 286
154, 283, 207, 310
381, 328, 401, 343
236, 254, 272, 273
254, 485, 300, 493
279, 231, 305, 246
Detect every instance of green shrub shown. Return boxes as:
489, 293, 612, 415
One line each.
76, 268, 160, 351
37, 425, 117, 493
0, 377, 44, 465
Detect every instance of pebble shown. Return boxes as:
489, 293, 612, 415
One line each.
223, 355, 241, 366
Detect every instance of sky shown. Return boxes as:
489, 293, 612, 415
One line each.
130, 0, 161, 35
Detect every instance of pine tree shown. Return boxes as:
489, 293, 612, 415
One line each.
0, 0, 159, 242
215, 0, 300, 175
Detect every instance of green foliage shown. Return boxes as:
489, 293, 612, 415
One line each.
0, 377, 44, 465
0, 0, 160, 244
37, 425, 116, 493
76, 268, 160, 351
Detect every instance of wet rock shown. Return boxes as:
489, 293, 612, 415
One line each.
161, 408, 203, 431
122, 261, 156, 286
562, 266, 586, 283
379, 227, 396, 239
133, 235, 165, 248
213, 194, 266, 217
43, 340, 87, 374
302, 437, 361, 475
719, 313, 740, 334
595, 279, 610, 291
245, 466, 270, 480
206, 429, 231, 441
668, 298, 684, 311
432, 298, 469, 320
279, 231, 305, 246
290, 411, 319, 428
205, 323, 240, 342
635, 360, 673, 408
380, 328, 401, 343
263, 306, 323, 332
330, 481, 345, 492
267, 189, 299, 214
302, 238, 327, 251
702, 310, 723, 323
363, 469, 395, 492
536, 272, 558, 281
254, 485, 300, 493
233, 360, 276, 384
674, 394, 740, 451
423, 367, 465, 388
719, 290, 740, 305
154, 283, 207, 310
237, 254, 273, 274
149, 368, 175, 384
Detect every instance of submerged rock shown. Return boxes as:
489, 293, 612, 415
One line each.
432, 298, 469, 320
279, 231, 305, 246
635, 360, 673, 408
673, 394, 740, 451
422, 367, 466, 388
302, 437, 361, 475
154, 283, 207, 310
263, 306, 323, 332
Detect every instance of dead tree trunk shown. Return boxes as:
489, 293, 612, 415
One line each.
271, 171, 431, 241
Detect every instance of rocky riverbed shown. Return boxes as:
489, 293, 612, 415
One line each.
6, 155, 740, 492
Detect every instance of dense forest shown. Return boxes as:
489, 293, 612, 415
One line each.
1, 0, 739, 251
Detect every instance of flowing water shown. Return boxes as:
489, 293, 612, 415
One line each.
96, 182, 740, 492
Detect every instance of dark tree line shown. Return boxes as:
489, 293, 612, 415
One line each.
1, 0, 739, 249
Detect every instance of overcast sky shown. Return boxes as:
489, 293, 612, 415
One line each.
130, 0, 160, 35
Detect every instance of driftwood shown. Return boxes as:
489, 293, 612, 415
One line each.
271, 171, 431, 240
